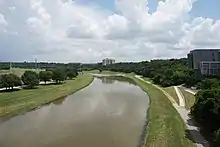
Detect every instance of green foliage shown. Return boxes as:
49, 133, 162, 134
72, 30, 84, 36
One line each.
22, 71, 39, 88
67, 70, 78, 79
200, 78, 220, 90
215, 128, 220, 146
184, 69, 197, 87
102, 58, 195, 87
192, 89, 220, 145
52, 68, 67, 83
39, 71, 53, 84
0, 74, 21, 89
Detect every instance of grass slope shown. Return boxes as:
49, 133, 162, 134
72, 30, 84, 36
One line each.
163, 86, 179, 105
128, 76, 195, 147
179, 87, 196, 110
0, 74, 93, 117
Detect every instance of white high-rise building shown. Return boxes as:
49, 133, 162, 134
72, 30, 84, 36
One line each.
102, 58, 115, 66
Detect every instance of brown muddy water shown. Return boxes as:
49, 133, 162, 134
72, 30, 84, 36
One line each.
0, 76, 149, 147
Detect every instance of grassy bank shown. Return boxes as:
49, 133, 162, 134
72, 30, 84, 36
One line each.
127, 75, 195, 147
163, 86, 179, 105
0, 74, 94, 117
179, 87, 196, 110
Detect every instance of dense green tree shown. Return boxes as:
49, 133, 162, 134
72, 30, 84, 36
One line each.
39, 71, 53, 84
0, 74, 21, 90
52, 68, 67, 83
152, 74, 162, 84
67, 70, 78, 79
200, 78, 219, 90
184, 69, 197, 87
22, 71, 39, 88
191, 89, 220, 145
101, 58, 191, 87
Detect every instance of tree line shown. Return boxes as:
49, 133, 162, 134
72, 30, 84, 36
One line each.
0, 68, 78, 90
101, 58, 197, 87
0, 62, 81, 70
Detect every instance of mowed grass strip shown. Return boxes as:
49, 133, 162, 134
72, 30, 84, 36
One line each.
163, 86, 179, 105
128, 76, 195, 147
0, 74, 94, 117
179, 87, 196, 110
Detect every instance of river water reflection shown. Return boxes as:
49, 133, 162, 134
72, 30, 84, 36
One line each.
0, 76, 149, 147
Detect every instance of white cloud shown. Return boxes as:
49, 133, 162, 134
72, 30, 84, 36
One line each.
0, 13, 7, 32
0, 0, 220, 62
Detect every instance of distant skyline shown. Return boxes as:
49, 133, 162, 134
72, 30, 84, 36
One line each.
0, 0, 220, 62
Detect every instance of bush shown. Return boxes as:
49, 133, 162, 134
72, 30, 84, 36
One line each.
0, 74, 21, 90
22, 71, 39, 88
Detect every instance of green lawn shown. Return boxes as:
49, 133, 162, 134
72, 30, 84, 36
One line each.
179, 87, 196, 110
127, 76, 195, 147
163, 86, 179, 105
0, 74, 94, 117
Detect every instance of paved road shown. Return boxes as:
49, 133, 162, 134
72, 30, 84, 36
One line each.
184, 88, 197, 95
135, 75, 209, 147
174, 86, 185, 107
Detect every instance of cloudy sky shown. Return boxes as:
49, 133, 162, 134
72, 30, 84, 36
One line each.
0, 0, 220, 63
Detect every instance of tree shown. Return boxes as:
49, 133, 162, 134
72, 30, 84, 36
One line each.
39, 71, 53, 84
52, 68, 67, 83
0, 74, 21, 90
200, 78, 219, 90
67, 70, 78, 79
22, 71, 39, 88
191, 89, 220, 145
184, 69, 197, 87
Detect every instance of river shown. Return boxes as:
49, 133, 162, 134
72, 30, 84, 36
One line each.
0, 76, 149, 147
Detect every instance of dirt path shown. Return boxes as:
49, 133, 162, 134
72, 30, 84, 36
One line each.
135, 75, 209, 147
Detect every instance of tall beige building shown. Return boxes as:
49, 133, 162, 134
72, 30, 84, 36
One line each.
102, 58, 115, 66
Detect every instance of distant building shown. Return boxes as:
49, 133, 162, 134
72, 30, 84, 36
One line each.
102, 58, 115, 66
187, 49, 220, 76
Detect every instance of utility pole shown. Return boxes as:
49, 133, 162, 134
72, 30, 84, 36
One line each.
35, 58, 38, 71
9, 62, 12, 73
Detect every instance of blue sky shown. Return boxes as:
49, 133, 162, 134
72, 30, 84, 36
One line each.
190, 0, 220, 19
76, 0, 220, 20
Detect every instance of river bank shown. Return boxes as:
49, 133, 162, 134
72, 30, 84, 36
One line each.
0, 75, 149, 147
92, 71, 195, 147
127, 75, 195, 147
0, 74, 94, 118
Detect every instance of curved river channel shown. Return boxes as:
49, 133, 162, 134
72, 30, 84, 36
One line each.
0, 76, 149, 147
